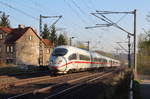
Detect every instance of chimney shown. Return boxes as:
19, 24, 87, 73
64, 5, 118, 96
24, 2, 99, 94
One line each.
18, 24, 25, 29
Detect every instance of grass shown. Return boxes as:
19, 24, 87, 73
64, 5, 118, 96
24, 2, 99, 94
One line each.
133, 80, 141, 99
137, 55, 150, 75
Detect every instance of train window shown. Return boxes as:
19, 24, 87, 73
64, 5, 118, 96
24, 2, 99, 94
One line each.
98, 58, 101, 62
103, 59, 107, 63
79, 54, 90, 61
52, 48, 68, 56
94, 58, 98, 62
68, 54, 77, 60
109, 60, 112, 63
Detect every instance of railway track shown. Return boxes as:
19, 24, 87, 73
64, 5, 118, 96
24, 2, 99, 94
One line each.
6, 68, 121, 99
0, 71, 51, 89
0, 71, 98, 98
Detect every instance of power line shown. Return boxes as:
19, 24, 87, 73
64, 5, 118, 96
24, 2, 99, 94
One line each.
29, 0, 53, 14
70, 0, 95, 24
0, 1, 38, 21
64, 0, 87, 24
82, 0, 93, 10
96, 13, 133, 35
116, 14, 128, 24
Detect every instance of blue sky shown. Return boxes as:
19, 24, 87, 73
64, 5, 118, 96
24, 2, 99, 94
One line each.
0, 0, 150, 52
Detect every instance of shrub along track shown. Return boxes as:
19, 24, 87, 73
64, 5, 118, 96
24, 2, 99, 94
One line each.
5, 67, 123, 99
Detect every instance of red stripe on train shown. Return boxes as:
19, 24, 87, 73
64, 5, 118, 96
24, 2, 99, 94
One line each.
49, 61, 114, 69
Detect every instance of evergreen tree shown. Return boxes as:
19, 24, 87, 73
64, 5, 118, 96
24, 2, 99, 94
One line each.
50, 25, 57, 46
57, 34, 67, 45
0, 13, 11, 27
41, 24, 50, 39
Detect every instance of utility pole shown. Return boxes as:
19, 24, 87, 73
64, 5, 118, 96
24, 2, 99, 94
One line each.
86, 41, 90, 51
70, 37, 75, 46
128, 34, 131, 68
39, 14, 62, 66
85, 9, 137, 70
133, 9, 137, 73
39, 14, 42, 36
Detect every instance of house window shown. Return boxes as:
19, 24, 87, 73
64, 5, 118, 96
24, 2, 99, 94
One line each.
10, 46, 13, 52
0, 46, 1, 53
6, 45, 13, 53
6, 46, 9, 52
0, 34, 2, 39
29, 35, 32, 40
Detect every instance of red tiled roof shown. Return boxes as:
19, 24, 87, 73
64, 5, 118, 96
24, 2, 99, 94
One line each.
0, 27, 12, 33
5, 27, 30, 44
4, 26, 54, 47
42, 39, 54, 47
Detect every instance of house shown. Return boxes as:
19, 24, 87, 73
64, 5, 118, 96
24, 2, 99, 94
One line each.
0, 24, 53, 66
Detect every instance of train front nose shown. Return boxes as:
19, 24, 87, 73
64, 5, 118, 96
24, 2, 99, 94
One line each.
48, 57, 64, 72
48, 61, 58, 71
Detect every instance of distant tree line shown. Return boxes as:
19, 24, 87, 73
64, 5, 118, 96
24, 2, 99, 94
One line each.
137, 14, 150, 75
41, 24, 68, 46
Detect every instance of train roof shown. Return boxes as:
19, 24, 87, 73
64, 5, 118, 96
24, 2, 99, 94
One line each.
54, 45, 120, 62
55, 45, 90, 53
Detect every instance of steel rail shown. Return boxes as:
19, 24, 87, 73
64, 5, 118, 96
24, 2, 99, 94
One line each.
7, 70, 111, 99
45, 71, 116, 99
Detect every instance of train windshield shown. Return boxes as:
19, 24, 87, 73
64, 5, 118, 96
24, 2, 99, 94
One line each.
52, 48, 68, 56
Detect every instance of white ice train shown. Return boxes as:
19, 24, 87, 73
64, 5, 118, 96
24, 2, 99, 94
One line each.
48, 45, 120, 74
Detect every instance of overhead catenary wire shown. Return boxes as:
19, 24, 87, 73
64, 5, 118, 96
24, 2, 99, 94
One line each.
10, 0, 44, 14
70, 0, 96, 24
64, 0, 96, 41
64, 0, 87, 24
82, 0, 93, 10
0, 1, 38, 21
69, 0, 100, 40
97, 13, 133, 36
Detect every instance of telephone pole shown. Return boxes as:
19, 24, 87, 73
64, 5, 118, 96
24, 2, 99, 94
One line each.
133, 9, 137, 73
128, 34, 131, 68
39, 14, 62, 66
86, 41, 90, 51
70, 37, 75, 46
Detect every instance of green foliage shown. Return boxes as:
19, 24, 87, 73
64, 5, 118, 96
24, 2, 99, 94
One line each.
57, 34, 67, 45
133, 80, 141, 99
42, 25, 68, 47
0, 13, 11, 27
138, 32, 150, 75
50, 26, 57, 46
138, 14, 150, 74
41, 24, 50, 39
